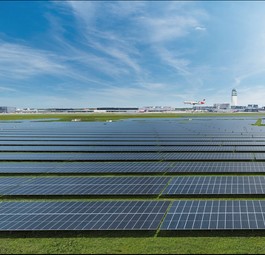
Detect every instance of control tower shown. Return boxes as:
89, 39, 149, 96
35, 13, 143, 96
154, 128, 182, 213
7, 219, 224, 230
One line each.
231, 88, 238, 106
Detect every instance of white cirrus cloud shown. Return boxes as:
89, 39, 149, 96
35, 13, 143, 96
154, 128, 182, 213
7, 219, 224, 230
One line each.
0, 41, 66, 80
195, 26, 206, 31
137, 15, 200, 43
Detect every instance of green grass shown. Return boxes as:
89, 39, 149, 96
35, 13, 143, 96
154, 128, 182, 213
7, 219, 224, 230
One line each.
253, 118, 265, 126
2, 232, 265, 254
0, 112, 265, 122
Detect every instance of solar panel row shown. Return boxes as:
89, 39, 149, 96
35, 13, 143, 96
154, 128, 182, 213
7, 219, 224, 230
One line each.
2, 161, 265, 174
3, 176, 265, 196
0, 162, 171, 174
162, 176, 265, 196
0, 145, 265, 153
0, 201, 170, 231
0, 152, 259, 161
2, 141, 265, 146
2, 200, 265, 231
0, 177, 171, 196
161, 200, 265, 230
0, 118, 264, 233
0, 145, 238, 152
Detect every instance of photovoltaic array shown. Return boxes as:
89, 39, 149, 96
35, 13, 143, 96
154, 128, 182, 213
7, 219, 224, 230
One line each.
2, 161, 265, 174
161, 200, 265, 230
0, 177, 171, 196
0, 201, 170, 231
162, 176, 265, 196
0, 162, 171, 174
0, 117, 265, 232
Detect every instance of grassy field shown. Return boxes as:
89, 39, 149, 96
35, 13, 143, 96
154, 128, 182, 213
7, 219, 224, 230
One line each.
0, 112, 264, 122
253, 118, 265, 126
1, 231, 265, 254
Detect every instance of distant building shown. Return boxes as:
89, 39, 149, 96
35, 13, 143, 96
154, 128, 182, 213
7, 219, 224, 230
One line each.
95, 107, 139, 113
245, 104, 259, 112
247, 104, 258, 109
140, 106, 174, 112
37, 108, 93, 113
231, 89, 238, 106
193, 106, 214, 112
0, 106, 16, 113
213, 103, 230, 110
231, 105, 246, 112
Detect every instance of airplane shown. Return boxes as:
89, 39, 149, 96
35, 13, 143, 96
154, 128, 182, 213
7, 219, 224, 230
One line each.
183, 99, 206, 105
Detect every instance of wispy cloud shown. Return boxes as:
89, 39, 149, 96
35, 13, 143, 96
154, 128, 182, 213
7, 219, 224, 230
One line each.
107, 1, 146, 17
140, 82, 167, 90
0, 86, 17, 92
134, 2, 207, 43
0, 1, 215, 107
138, 15, 200, 43
60, 1, 207, 78
195, 26, 206, 31
54, 1, 147, 80
66, 1, 96, 25
155, 47, 191, 76
0, 41, 66, 80
87, 41, 142, 75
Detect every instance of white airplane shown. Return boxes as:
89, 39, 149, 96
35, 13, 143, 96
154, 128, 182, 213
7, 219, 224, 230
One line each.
184, 99, 206, 105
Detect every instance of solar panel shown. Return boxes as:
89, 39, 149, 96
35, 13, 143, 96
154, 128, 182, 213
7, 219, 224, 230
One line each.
0, 162, 171, 174
49, 162, 172, 174
0, 139, 264, 145
0, 146, 163, 152
0, 200, 170, 231
161, 200, 265, 230
0, 162, 64, 174
0, 152, 163, 161
0, 140, 161, 146
0, 145, 244, 153
235, 146, 265, 152
0, 178, 32, 194
0, 178, 36, 186
254, 153, 265, 160
162, 152, 254, 161
162, 176, 265, 196
159, 146, 235, 152
168, 162, 265, 173
27, 176, 169, 185
158, 142, 223, 146
224, 142, 265, 146
2, 177, 171, 196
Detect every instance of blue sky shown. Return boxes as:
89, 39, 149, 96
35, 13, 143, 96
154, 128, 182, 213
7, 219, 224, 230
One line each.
1, 1, 265, 108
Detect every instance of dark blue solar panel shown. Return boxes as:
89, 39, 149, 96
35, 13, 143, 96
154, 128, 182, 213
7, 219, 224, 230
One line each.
0, 201, 170, 231
0, 162, 171, 174
0, 178, 31, 185
161, 200, 265, 230
168, 162, 265, 173
162, 153, 254, 161
0, 146, 161, 152
0, 152, 163, 161
1, 177, 171, 196
162, 176, 265, 196
236, 146, 265, 152
159, 146, 235, 152
255, 153, 265, 160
